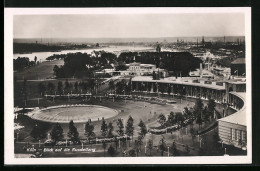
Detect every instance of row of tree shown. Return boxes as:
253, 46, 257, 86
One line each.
40, 115, 144, 145
13, 57, 37, 71
156, 98, 216, 131
51, 51, 202, 78
38, 79, 96, 96
108, 79, 132, 95
52, 52, 117, 78
118, 52, 202, 76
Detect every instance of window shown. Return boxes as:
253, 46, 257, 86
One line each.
235, 129, 237, 140
230, 128, 233, 140
240, 130, 243, 141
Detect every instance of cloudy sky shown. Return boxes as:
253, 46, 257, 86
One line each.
13, 13, 245, 38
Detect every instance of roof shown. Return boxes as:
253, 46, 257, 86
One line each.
218, 92, 246, 126
231, 58, 245, 64
129, 62, 140, 66
132, 76, 226, 90
140, 64, 156, 67
229, 92, 246, 101
218, 107, 246, 126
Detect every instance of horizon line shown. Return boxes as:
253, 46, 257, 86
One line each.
13, 35, 245, 39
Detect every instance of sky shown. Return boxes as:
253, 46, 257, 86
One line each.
13, 13, 245, 38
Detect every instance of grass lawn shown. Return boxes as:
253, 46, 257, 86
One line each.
14, 60, 64, 80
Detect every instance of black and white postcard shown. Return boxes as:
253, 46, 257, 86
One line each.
4, 7, 252, 165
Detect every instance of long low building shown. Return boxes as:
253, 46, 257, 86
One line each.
131, 76, 246, 104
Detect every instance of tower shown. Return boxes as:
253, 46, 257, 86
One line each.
156, 42, 161, 53
202, 36, 205, 47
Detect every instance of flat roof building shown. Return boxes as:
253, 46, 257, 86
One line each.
231, 58, 246, 76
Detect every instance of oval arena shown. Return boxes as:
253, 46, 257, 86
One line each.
29, 105, 119, 123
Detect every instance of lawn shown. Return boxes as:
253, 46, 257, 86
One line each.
14, 60, 64, 80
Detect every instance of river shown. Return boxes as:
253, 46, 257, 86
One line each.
13, 46, 155, 61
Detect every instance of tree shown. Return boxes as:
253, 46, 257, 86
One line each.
207, 98, 216, 121
65, 79, 70, 91
107, 122, 114, 138
13, 57, 32, 71
74, 81, 78, 92
171, 141, 178, 156
34, 56, 37, 63
147, 139, 153, 156
67, 120, 79, 144
185, 144, 190, 155
47, 82, 55, 94
50, 123, 64, 142
100, 119, 108, 137
194, 98, 204, 119
22, 79, 28, 102
202, 106, 210, 123
117, 119, 124, 136
57, 81, 63, 94
115, 80, 127, 94
128, 149, 136, 157
183, 107, 190, 119
114, 137, 119, 151
194, 98, 204, 129
38, 82, 46, 96
158, 114, 166, 128
85, 121, 95, 145
30, 123, 47, 141
159, 83, 165, 94
102, 141, 107, 157
134, 136, 143, 156
178, 86, 185, 103
53, 65, 59, 77
115, 61, 128, 71
125, 116, 134, 144
167, 112, 175, 127
138, 120, 147, 139
175, 112, 184, 127
153, 83, 158, 92
109, 80, 115, 93
158, 137, 167, 156
107, 145, 116, 157
167, 85, 172, 95
196, 115, 203, 130
152, 71, 156, 80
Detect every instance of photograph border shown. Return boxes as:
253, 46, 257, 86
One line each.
4, 7, 252, 165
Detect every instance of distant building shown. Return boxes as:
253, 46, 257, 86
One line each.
91, 50, 103, 58
231, 58, 246, 76
128, 62, 156, 73
127, 62, 166, 76
95, 62, 167, 77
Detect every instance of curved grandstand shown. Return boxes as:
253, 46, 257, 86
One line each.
131, 76, 247, 149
